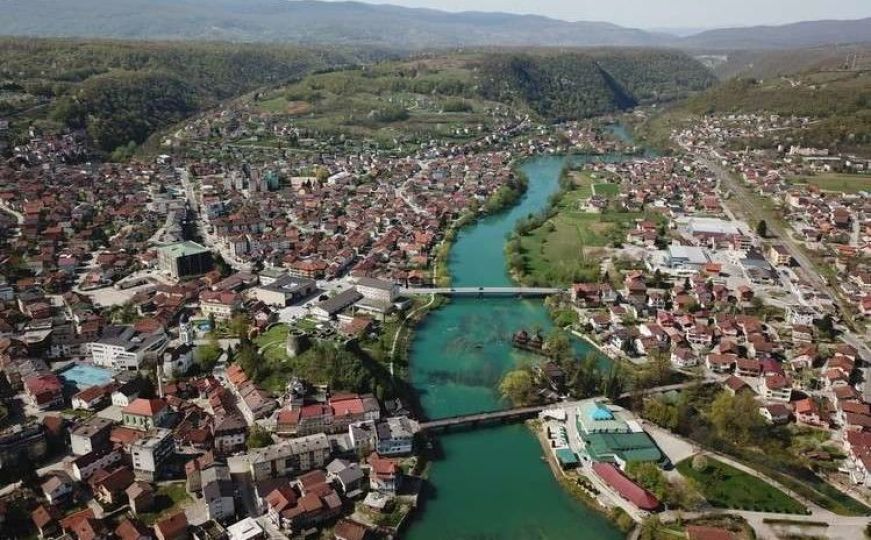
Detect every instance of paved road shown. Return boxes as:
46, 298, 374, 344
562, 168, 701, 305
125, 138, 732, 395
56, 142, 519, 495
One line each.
662, 509, 869, 540
389, 292, 435, 360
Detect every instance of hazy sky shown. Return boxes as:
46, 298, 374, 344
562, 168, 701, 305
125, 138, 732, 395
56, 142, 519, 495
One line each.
333, 0, 871, 29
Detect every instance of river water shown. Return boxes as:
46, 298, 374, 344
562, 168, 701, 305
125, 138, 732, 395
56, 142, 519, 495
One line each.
405, 156, 624, 539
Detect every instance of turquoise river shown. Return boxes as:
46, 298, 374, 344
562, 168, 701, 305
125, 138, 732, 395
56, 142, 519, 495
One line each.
405, 155, 625, 540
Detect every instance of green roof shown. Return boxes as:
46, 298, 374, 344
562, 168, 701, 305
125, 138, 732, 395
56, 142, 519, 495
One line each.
555, 448, 579, 466
158, 241, 210, 258
581, 431, 664, 465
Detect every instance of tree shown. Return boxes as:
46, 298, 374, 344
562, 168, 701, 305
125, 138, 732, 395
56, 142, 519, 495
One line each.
195, 332, 222, 373
691, 454, 709, 472
563, 352, 602, 398
756, 219, 768, 238
815, 314, 837, 340
228, 313, 251, 340
544, 328, 572, 360
246, 424, 273, 449
708, 390, 764, 446
642, 397, 679, 431
499, 368, 538, 407
600, 367, 625, 400
626, 461, 668, 499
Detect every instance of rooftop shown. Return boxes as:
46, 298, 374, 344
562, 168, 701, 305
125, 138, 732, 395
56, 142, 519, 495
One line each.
158, 240, 210, 258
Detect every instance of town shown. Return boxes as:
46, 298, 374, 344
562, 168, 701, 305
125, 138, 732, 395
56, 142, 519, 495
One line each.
0, 13, 871, 540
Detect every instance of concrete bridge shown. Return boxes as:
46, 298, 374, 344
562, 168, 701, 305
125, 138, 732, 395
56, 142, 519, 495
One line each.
420, 405, 549, 432
401, 286, 565, 298
419, 380, 714, 433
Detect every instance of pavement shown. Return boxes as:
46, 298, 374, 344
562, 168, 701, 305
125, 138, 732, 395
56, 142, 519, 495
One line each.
662, 509, 869, 540
642, 420, 696, 466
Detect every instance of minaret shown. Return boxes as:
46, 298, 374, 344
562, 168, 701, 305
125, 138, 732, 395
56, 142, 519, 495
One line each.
156, 364, 165, 398
179, 314, 193, 346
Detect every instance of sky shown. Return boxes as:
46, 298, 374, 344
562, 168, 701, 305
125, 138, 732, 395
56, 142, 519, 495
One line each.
328, 0, 871, 29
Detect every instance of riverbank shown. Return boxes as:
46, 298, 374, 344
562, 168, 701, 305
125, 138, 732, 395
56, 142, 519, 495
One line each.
530, 419, 638, 534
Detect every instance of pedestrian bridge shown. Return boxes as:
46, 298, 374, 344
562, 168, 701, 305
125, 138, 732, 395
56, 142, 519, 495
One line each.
420, 405, 549, 432
419, 380, 713, 433
401, 286, 565, 298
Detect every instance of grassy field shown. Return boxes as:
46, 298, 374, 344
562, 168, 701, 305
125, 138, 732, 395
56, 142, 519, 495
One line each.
592, 182, 620, 196
138, 482, 191, 525
677, 457, 806, 514
790, 173, 871, 194
246, 59, 508, 146
517, 170, 642, 285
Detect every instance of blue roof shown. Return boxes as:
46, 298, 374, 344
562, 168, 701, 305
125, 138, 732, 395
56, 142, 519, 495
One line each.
591, 404, 614, 421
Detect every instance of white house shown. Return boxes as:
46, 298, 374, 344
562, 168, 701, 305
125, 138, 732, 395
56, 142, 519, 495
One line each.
761, 375, 792, 402
375, 416, 418, 457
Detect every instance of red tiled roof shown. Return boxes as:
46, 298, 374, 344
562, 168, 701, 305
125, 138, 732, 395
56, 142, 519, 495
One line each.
154, 511, 187, 540
122, 398, 167, 417
591, 462, 659, 511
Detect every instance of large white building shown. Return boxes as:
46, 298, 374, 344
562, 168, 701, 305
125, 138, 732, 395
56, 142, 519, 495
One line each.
665, 245, 710, 272
87, 326, 167, 371
375, 416, 418, 456
354, 277, 398, 303
131, 428, 175, 481
252, 273, 317, 307
246, 433, 331, 481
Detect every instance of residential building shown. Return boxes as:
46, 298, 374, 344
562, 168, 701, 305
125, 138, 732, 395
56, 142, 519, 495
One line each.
131, 428, 174, 481
155, 512, 189, 540
126, 481, 155, 515
71, 449, 123, 481
199, 291, 242, 321
226, 518, 263, 540
202, 464, 235, 522
769, 245, 792, 266
247, 434, 331, 481
212, 415, 247, 456
41, 473, 74, 505
70, 416, 114, 456
375, 416, 417, 457
23, 373, 64, 410
761, 375, 792, 402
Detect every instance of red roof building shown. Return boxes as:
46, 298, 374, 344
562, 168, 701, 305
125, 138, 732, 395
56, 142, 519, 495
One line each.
591, 462, 660, 511
23, 373, 63, 410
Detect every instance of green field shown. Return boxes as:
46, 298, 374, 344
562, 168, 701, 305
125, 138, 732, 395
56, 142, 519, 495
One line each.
138, 482, 191, 525
247, 59, 506, 146
677, 457, 806, 514
791, 173, 871, 194
256, 324, 291, 364
516, 171, 643, 286
592, 182, 620, 196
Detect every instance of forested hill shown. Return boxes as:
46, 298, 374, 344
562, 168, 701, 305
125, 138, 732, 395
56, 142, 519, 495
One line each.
477, 51, 715, 121
0, 0, 667, 48
0, 39, 391, 155
0, 41, 713, 156
1, 0, 868, 50
640, 69, 871, 154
